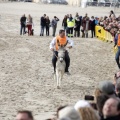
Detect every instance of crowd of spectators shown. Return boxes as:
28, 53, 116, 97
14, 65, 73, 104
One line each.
20, 10, 120, 39
16, 71, 120, 120
18, 10, 120, 120
98, 10, 120, 37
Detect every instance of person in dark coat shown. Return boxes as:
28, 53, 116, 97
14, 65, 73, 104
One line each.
20, 14, 26, 35
62, 15, 67, 34
74, 17, 81, 37
90, 16, 96, 38
82, 17, 91, 38
40, 14, 46, 36
46, 16, 50, 36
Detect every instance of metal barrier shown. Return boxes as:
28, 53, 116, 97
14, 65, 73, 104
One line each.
95, 25, 114, 42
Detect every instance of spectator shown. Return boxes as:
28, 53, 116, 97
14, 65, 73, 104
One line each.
114, 30, 120, 69
58, 106, 80, 120
20, 14, 26, 35
16, 110, 34, 120
74, 100, 99, 120
109, 10, 116, 19
90, 16, 96, 38
40, 14, 46, 36
74, 16, 81, 37
51, 16, 59, 37
96, 94, 109, 117
67, 14, 75, 37
56, 105, 68, 118
98, 17, 104, 26
26, 14, 33, 36
95, 17, 99, 25
102, 98, 120, 120
75, 12, 79, 18
62, 15, 67, 33
98, 80, 116, 98
117, 15, 120, 21
84, 13, 88, 19
78, 107, 100, 120
114, 71, 120, 98
74, 100, 91, 111
83, 17, 91, 38
115, 77, 120, 98
46, 16, 50, 36
81, 17, 86, 38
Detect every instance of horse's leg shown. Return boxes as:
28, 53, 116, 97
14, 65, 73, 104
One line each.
59, 71, 62, 87
56, 70, 59, 88
60, 70, 64, 87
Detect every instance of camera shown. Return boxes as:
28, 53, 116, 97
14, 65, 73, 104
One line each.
84, 95, 94, 101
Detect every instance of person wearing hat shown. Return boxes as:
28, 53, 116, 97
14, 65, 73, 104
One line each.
114, 29, 120, 69
98, 80, 116, 98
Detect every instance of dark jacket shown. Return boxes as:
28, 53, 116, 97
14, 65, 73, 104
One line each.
90, 19, 96, 30
40, 16, 46, 26
74, 19, 81, 31
62, 18, 67, 27
46, 19, 50, 27
20, 16, 26, 26
101, 115, 120, 120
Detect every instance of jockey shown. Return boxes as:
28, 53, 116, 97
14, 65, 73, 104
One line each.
50, 29, 74, 75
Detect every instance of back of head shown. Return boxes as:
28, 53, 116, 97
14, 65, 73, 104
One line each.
17, 110, 34, 120
59, 106, 80, 120
96, 94, 109, 115
98, 80, 115, 96
79, 107, 100, 120
57, 105, 68, 118
74, 100, 91, 111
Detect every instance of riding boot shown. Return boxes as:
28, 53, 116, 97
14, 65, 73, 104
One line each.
52, 51, 58, 72
65, 51, 70, 72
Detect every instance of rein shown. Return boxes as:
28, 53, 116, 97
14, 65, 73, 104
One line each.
53, 51, 58, 59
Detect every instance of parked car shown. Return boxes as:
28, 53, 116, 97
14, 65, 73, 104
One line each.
41, 0, 68, 4
111, 0, 120, 8
24, 0, 32, 2
87, 0, 98, 6
98, 0, 111, 7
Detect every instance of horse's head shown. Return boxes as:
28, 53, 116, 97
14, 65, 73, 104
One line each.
58, 45, 66, 62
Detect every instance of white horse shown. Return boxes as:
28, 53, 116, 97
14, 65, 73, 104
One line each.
54, 45, 66, 89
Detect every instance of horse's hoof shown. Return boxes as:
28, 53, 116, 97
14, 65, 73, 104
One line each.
57, 86, 60, 89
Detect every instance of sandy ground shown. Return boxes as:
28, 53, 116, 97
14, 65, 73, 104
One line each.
0, 2, 119, 120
